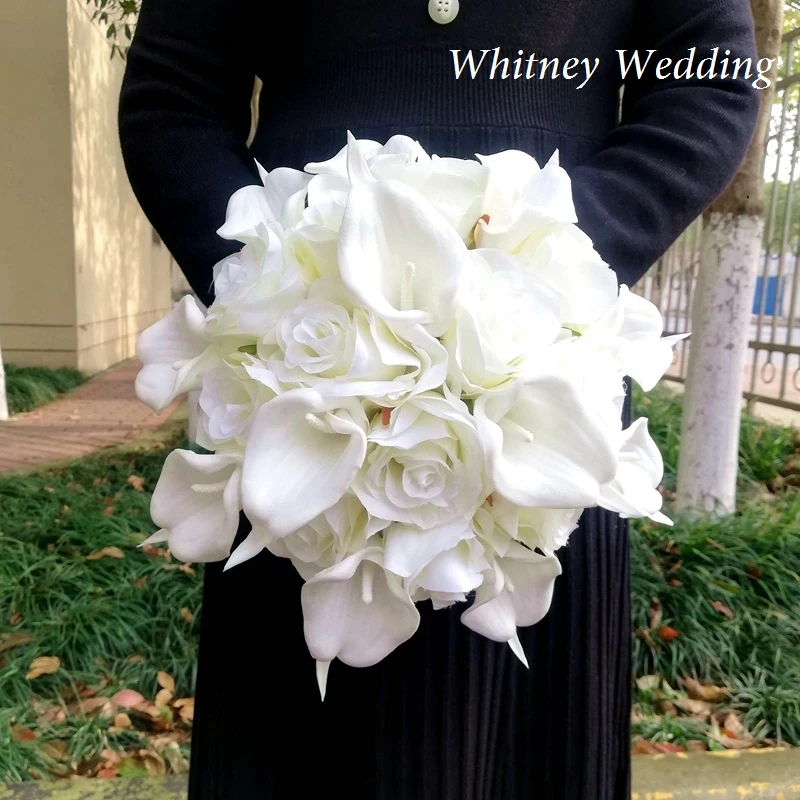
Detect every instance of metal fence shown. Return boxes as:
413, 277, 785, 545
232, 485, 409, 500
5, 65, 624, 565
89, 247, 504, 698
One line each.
636, 27, 800, 413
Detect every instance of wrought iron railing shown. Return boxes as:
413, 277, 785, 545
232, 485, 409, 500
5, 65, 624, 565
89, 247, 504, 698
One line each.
636, 26, 800, 413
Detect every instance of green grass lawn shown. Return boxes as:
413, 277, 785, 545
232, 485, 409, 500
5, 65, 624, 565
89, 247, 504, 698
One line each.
3, 365, 86, 415
0, 384, 798, 780
0, 437, 199, 782
631, 387, 800, 751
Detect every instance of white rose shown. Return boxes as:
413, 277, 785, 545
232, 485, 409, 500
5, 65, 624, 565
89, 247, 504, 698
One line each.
268, 494, 388, 578
268, 278, 447, 403
195, 355, 279, 450
444, 249, 562, 397
472, 493, 582, 556
353, 391, 486, 529
206, 225, 306, 342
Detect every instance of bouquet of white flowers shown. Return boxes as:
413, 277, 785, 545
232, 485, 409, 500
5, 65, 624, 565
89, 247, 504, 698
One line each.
135, 133, 684, 697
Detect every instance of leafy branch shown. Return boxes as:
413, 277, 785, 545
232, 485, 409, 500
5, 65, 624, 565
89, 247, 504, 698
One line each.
83, 0, 140, 59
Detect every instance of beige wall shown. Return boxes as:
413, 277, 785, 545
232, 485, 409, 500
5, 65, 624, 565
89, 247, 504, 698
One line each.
0, 0, 77, 367
0, 0, 172, 374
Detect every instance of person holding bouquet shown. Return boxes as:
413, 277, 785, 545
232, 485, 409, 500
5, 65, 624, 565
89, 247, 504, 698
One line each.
118, 1, 759, 797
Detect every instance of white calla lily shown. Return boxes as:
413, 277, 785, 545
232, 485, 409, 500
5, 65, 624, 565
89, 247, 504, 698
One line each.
148, 450, 241, 563
409, 534, 489, 602
476, 150, 577, 252
615, 286, 689, 391
517, 224, 619, 327
338, 173, 469, 337
461, 543, 562, 661
600, 418, 671, 522
475, 374, 618, 508
217, 164, 310, 243
241, 389, 368, 542
301, 547, 420, 668
383, 517, 473, 578
135, 295, 219, 413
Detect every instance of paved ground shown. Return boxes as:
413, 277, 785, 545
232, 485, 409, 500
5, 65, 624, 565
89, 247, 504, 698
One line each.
1, 750, 799, 798
0, 360, 181, 474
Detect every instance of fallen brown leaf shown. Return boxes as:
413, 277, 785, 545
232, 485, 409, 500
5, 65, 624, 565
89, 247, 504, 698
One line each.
745, 564, 763, 580
12, 726, 38, 742
43, 487, 55, 493
67, 697, 115, 718
127, 475, 146, 492
681, 677, 730, 703
113, 712, 132, 729
649, 598, 663, 630
653, 742, 685, 754
96, 768, 118, 778
658, 626, 680, 641
26, 656, 60, 680
686, 740, 709, 752
0, 631, 32, 653
112, 689, 146, 709
65, 481, 83, 492
131, 701, 161, 719
180, 608, 193, 623
173, 697, 194, 723
139, 749, 166, 777
36, 704, 66, 725
103, 506, 116, 517
9, 612, 22, 626
631, 739, 659, 755
722, 712, 745, 738
677, 698, 715, 719
86, 547, 125, 561
39, 741, 67, 761
710, 600, 735, 619
157, 671, 175, 694
155, 689, 173, 707
127, 654, 145, 664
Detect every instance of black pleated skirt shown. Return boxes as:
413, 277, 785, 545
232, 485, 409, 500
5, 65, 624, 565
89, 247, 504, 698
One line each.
187, 124, 632, 799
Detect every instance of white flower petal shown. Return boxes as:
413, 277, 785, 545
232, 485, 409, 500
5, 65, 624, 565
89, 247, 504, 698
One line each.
150, 450, 241, 563
461, 551, 561, 642
338, 178, 469, 336
135, 296, 212, 412
301, 548, 420, 667
383, 517, 472, 577
241, 389, 367, 541
475, 376, 618, 508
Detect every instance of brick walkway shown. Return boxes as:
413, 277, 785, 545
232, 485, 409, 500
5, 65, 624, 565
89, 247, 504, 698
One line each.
0, 360, 181, 473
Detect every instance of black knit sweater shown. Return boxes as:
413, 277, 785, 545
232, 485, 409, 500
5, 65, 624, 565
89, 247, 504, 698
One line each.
119, 0, 760, 305
117, 5, 761, 798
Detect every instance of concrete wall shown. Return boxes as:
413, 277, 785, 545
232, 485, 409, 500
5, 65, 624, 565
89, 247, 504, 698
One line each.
0, 0, 172, 374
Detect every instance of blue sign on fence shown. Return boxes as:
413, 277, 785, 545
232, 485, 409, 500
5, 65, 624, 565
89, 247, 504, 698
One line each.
752, 275, 785, 316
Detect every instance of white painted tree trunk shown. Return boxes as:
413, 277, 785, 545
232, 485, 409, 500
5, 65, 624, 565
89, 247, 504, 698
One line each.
675, 212, 763, 515
0, 343, 8, 421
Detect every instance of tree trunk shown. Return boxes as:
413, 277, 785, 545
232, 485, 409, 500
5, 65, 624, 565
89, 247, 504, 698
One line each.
676, 0, 783, 515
